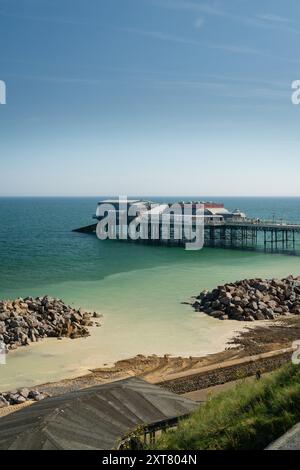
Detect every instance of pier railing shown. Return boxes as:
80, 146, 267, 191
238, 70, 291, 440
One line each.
226, 219, 293, 228
73, 218, 300, 254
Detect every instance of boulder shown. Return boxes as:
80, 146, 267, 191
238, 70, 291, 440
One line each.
93, 312, 102, 318
29, 390, 46, 401
220, 296, 231, 306
249, 301, 258, 311
211, 300, 221, 309
0, 396, 9, 408
10, 394, 27, 405
0, 312, 10, 321
274, 307, 283, 314
210, 310, 225, 318
254, 311, 265, 321
18, 388, 30, 399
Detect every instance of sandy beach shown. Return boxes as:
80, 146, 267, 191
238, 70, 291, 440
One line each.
1, 314, 299, 423
11, 315, 300, 398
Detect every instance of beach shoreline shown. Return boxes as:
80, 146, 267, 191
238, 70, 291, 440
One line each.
3, 272, 300, 394
1, 314, 299, 403
36, 315, 299, 398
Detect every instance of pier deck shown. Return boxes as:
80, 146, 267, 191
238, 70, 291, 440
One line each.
73, 220, 300, 254
206, 220, 300, 253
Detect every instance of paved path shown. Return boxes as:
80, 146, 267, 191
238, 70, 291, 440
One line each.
266, 423, 300, 450
183, 375, 257, 402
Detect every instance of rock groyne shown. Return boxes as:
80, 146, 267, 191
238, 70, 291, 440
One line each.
0, 388, 48, 408
0, 296, 101, 352
192, 275, 300, 321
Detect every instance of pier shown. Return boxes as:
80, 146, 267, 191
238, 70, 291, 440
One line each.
73, 219, 300, 254
205, 220, 300, 253
73, 199, 300, 254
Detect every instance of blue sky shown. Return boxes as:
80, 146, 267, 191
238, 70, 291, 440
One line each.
0, 0, 300, 196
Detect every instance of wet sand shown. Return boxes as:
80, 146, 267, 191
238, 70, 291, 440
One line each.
1, 316, 298, 421
33, 315, 300, 397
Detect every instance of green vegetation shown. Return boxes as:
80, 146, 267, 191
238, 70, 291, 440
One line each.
153, 363, 300, 450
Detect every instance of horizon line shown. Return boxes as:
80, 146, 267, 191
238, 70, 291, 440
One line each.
1, 195, 300, 199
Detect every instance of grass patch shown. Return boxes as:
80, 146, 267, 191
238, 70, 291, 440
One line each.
153, 363, 300, 450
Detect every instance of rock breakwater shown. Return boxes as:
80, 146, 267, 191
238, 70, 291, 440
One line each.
0, 388, 48, 408
0, 296, 100, 352
192, 275, 300, 321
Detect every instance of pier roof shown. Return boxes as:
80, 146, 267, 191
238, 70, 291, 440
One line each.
205, 207, 229, 215
98, 199, 143, 204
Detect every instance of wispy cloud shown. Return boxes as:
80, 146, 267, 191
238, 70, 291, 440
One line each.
257, 14, 293, 24
247, 16, 300, 35
145, 75, 289, 102
199, 73, 289, 90
212, 44, 262, 56
6, 73, 104, 85
152, 0, 298, 34
195, 18, 204, 29
152, 0, 245, 21
0, 10, 87, 25
120, 28, 200, 46
121, 27, 279, 59
6, 68, 290, 101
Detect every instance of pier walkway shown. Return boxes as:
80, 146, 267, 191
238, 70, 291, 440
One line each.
73, 219, 300, 254
206, 219, 300, 253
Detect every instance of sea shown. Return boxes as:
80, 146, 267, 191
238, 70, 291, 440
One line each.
1, 196, 300, 390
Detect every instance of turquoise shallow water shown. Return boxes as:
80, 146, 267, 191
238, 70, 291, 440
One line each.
1, 197, 300, 390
